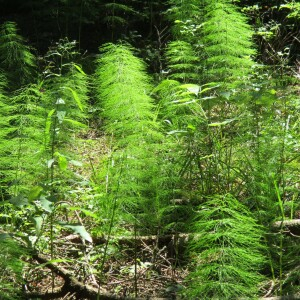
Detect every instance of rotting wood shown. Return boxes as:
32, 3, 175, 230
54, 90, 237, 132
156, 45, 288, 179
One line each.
27, 253, 172, 300
262, 296, 300, 300
28, 253, 136, 300
64, 233, 192, 245
272, 219, 300, 236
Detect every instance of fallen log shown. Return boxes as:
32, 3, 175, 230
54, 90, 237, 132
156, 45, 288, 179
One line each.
272, 219, 300, 236
63, 233, 191, 246
27, 253, 137, 300
27, 254, 173, 300
262, 296, 300, 300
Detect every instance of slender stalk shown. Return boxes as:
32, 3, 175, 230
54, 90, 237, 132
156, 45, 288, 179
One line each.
47, 99, 59, 292
14, 127, 23, 196
275, 181, 285, 296
134, 220, 138, 298
97, 159, 123, 300
279, 230, 283, 296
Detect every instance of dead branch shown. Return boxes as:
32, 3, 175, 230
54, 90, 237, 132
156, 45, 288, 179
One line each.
27, 254, 172, 299
272, 219, 300, 236
27, 253, 138, 300
262, 296, 300, 300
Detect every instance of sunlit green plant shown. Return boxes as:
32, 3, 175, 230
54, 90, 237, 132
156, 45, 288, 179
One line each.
184, 194, 266, 299
95, 42, 170, 234
0, 21, 36, 89
165, 40, 199, 83
167, 0, 201, 40
0, 234, 26, 300
200, 0, 255, 85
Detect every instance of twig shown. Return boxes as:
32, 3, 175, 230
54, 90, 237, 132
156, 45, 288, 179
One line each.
29, 253, 130, 299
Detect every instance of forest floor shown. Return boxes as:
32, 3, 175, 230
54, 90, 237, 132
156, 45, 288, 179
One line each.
20, 132, 300, 299
24, 232, 189, 299
19, 132, 188, 299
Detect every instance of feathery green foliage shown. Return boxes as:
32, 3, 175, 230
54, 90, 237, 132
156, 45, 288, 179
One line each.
0, 70, 88, 199
0, 4, 298, 298
103, 2, 137, 26
0, 72, 10, 199
0, 234, 26, 300
184, 194, 266, 299
0, 36, 90, 262
95, 43, 167, 233
201, 0, 255, 84
239, 82, 300, 296
0, 22, 36, 89
165, 41, 199, 82
167, 0, 202, 40
0, 84, 46, 196
42, 38, 89, 173
0, 72, 8, 92
102, 1, 139, 41
96, 43, 158, 145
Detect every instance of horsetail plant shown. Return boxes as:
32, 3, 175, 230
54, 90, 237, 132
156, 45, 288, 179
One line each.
184, 194, 266, 299
95, 42, 166, 234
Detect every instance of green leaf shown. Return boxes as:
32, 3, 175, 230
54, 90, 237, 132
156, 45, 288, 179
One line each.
187, 124, 196, 131
69, 160, 83, 167
54, 152, 68, 171
72, 63, 86, 75
180, 84, 200, 96
39, 197, 54, 213
33, 216, 43, 234
274, 181, 285, 220
0, 233, 10, 240
255, 93, 276, 106
56, 98, 65, 105
65, 87, 83, 111
208, 118, 235, 127
58, 155, 68, 170
57, 110, 66, 123
167, 130, 187, 135
45, 109, 55, 136
34, 258, 72, 268
60, 223, 93, 243
172, 97, 195, 104
199, 85, 219, 94
220, 91, 231, 100
28, 186, 43, 201
68, 207, 99, 219
9, 194, 28, 207
47, 159, 55, 168
64, 118, 87, 128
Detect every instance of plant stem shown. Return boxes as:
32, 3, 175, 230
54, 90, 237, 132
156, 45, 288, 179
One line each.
97, 159, 123, 300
